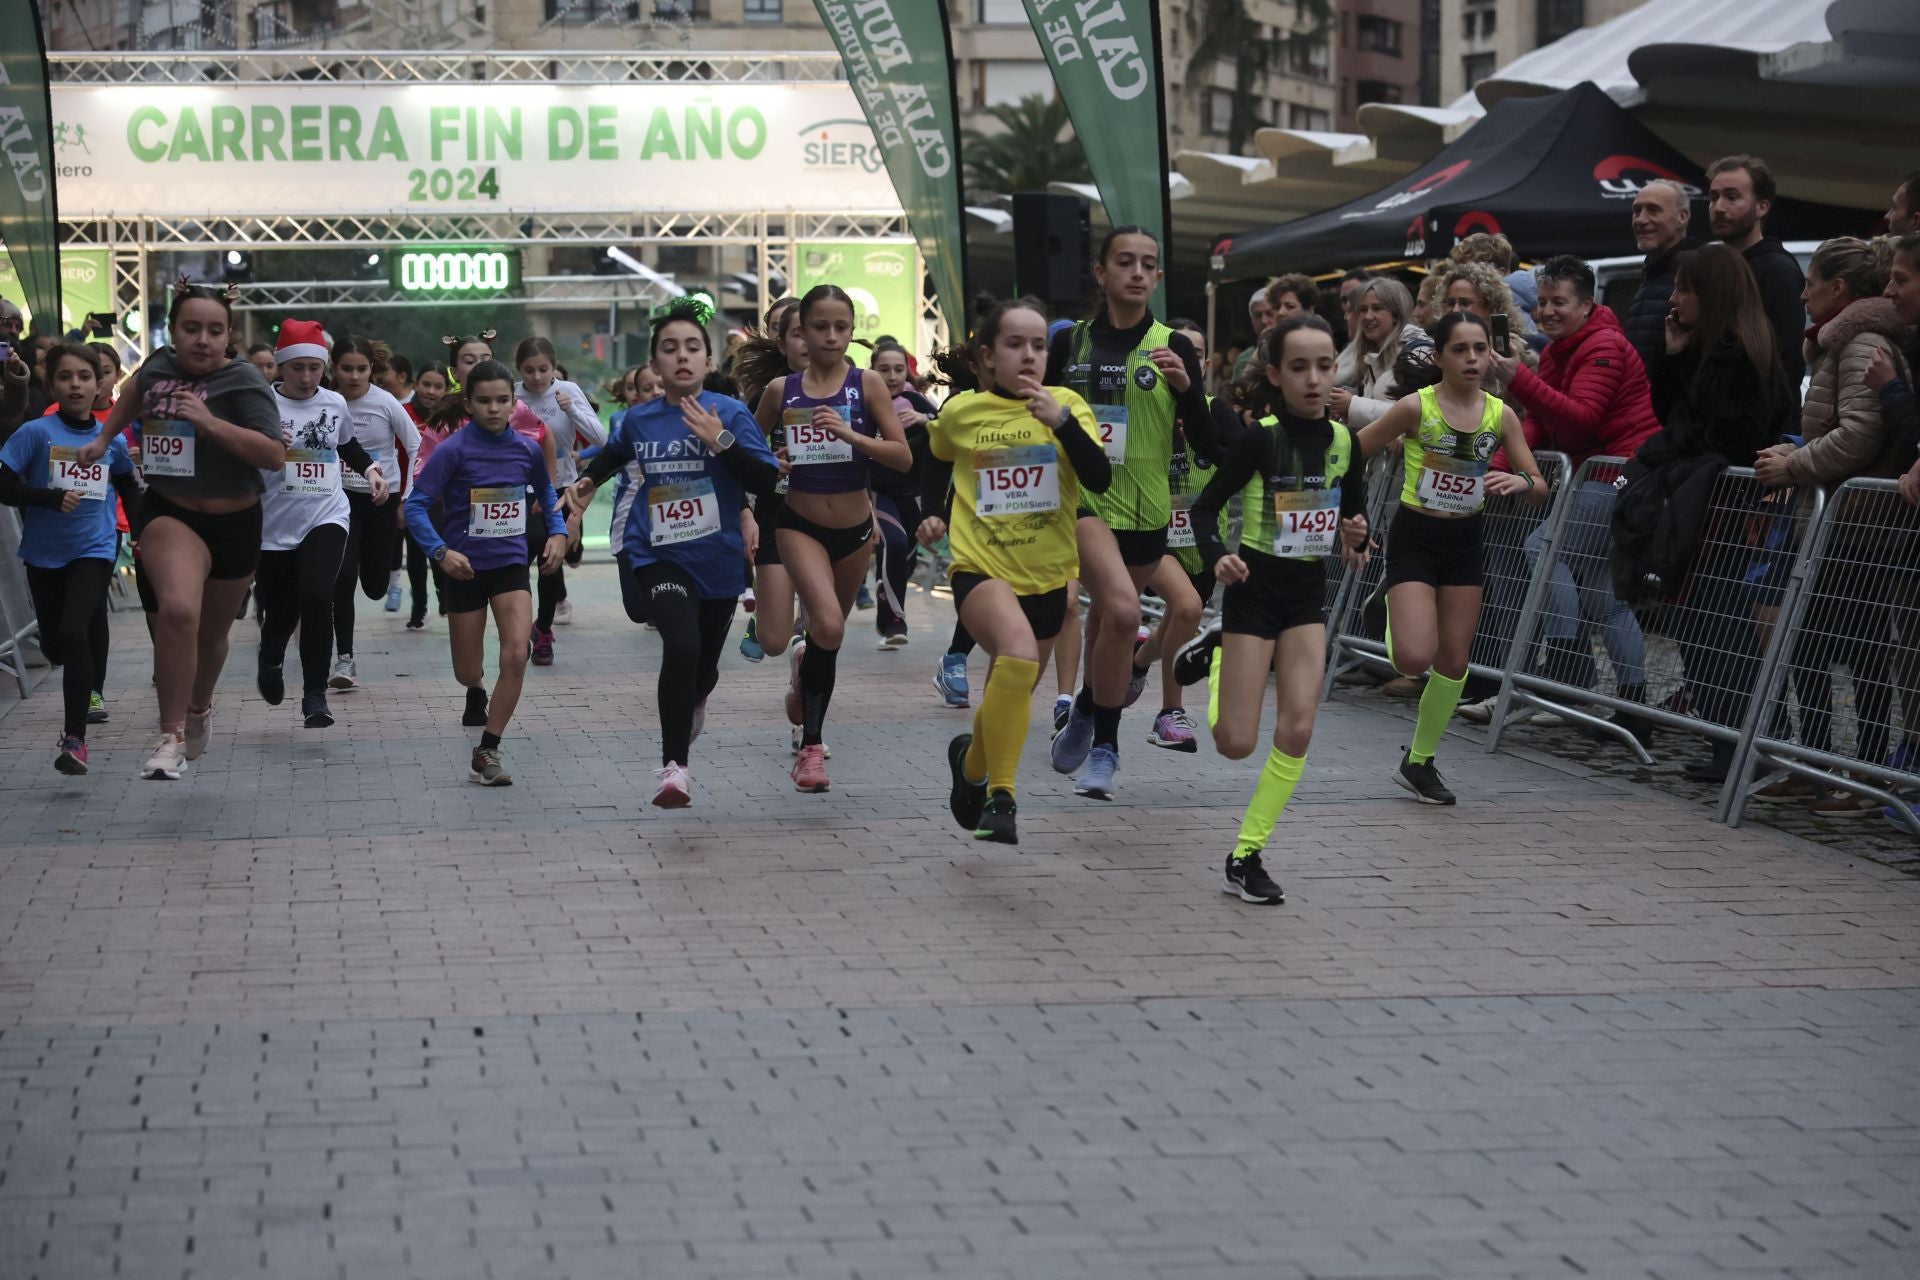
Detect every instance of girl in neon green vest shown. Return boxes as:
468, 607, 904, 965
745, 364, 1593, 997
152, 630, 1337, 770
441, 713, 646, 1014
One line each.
1356, 311, 1546, 806
1045, 227, 1215, 800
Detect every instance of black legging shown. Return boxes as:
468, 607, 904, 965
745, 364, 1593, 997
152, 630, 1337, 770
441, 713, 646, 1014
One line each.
628, 559, 735, 765
334, 489, 398, 655
26, 558, 114, 738
262, 523, 349, 696
405, 526, 443, 617
526, 507, 567, 631
873, 490, 918, 632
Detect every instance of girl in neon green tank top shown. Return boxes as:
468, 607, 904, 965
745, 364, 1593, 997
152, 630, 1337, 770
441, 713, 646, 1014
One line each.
1355, 311, 1546, 806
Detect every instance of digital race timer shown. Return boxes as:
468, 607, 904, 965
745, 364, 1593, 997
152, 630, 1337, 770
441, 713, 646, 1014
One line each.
390, 246, 521, 295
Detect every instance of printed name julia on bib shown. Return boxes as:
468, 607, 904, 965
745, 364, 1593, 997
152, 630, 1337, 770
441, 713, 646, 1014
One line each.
783, 407, 855, 466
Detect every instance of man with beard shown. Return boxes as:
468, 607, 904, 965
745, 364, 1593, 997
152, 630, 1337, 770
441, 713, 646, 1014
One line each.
1706, 154, 1806, 387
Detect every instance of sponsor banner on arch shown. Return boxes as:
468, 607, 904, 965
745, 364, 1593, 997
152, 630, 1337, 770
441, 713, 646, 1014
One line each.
792, 240, 917, 351
47, 83, 900, 217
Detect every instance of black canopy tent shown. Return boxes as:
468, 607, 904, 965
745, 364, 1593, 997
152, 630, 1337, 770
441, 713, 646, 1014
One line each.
1212, 82, 1867, 280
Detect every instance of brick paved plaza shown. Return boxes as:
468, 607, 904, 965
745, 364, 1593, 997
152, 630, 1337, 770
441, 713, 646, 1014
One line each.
2, 564, 1917, 1279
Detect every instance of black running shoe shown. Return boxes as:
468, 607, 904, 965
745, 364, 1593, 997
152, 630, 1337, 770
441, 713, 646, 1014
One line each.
1222, 851, 1284, 904
1393, 750, 1456, 805
1172, 618, 1222, 688
947, 733, 987, 831
462, 686, 490, 728
301, 691, 334, 729
257, 655, 285, 706
974, 790, 1018, 845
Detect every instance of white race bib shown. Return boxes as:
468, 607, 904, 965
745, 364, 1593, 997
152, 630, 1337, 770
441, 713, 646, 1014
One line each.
49, 446, 108, 501
647, 478, 722, 546
283, 447, 339, 496
1272, 489, 1342, 559
469, 485, 524, 538
1092, 404, 1128, 465
342, 447, 381, 492
1416, 453, 1486, 514
1167, 491, 1196, 549
143, 422, 195, 477
783, 407, 856, 466
974, 445, 1059, 517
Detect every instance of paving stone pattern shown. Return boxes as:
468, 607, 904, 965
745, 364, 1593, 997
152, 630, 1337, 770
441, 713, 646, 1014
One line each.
1, 564, 1916, 1278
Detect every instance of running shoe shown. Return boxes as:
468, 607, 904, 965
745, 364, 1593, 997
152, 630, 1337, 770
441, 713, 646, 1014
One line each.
1393, 751, 1456, 806
1052, 694, 1073, 733
934, 652, 970, 708
974, 790, 1018, 845
86, 692, 108, 725
406, 612, 427, 631
54, 735, 89, 776
739, 617, 764, 662
1050, 701, 1095, 774
462, 685, 490, 728
1148, 708, 1198, 753
741, 587, 756, 614
555, 598, 573, 626
878, 626, 909, 650
652, 763, 691, 808
1171, 619, 1222, 688
789, 725, 831, 758
468, 747, 512, 786
142, 733, 186, 781
184, 702, 213, 761
1222, 851, 1284, 905
1124, 638, 1149, 709
302, 691, 334, 729
1455, 695, 1499, 725
257, 656, 285, 706
855, 583, 874, 610
531, 628, 555, 666
1074, 745, 1119, 799
791, 743, 830, 792
329, 656, 357, 689
1809, 784, 1880, 819
690, 698, 707, 746
785, 638, 807, 726
385, 584, 403, 612
947, 733, 986, 831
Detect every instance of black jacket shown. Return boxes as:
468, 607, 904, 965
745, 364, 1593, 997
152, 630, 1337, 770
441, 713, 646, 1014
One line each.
1742, 237, 1808, 389
1612, 336, 1795, 601
1884, 331, 1920, 464
1623, 237, 1698, 372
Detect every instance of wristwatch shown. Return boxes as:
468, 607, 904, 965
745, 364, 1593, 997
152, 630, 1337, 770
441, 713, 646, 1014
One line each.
431, 545, 448, 564
712, 428, 736, 452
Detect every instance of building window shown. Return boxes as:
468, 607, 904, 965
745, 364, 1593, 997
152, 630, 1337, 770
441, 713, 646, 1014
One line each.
1356, 79, 1402, 107
975, 0, 1025, 21
1461, 51, 1497, 88
1200, 89, 1235, 136
971, 60, 1055, 110
545, 0, 642, 19
1537, 0, 1585, 44
1462, 1, 1496, 40
1354, 15, 1402, 56
1288, 103, 1331, 131
743, 0, 781, 20
1286, 36, 1330, 80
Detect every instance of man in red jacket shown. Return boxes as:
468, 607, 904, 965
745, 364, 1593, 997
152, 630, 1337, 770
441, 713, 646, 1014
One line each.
1483, 256, 1662, 738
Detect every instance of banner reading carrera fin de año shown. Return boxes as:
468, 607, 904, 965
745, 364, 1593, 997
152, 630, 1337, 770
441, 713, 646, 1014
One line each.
812, 0, 969, 342
0, 4, 61, 336
1021, 0, 1172, 309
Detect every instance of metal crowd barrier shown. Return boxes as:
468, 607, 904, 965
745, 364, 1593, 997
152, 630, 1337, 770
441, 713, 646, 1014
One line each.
1723, 476, 1920, 835
0, 509, 39, 697
1321, 450, 1574, 702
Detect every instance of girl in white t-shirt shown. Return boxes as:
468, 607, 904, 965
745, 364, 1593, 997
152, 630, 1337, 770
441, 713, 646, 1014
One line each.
329, 335, 420, 688
515, 335, 606, 657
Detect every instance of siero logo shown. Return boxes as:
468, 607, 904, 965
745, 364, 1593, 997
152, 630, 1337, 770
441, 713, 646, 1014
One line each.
1592, 155, 1702, 201
862, 250, 908, 279
799, 119, 886, 175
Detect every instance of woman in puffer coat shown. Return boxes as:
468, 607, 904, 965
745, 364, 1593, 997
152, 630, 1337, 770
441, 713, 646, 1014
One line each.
1753, 236, 1914, 816
1329, 277, 1431, 430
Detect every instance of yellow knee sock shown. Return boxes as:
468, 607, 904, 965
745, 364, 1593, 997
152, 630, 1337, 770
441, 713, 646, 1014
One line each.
1411, 670, 1467, 763
1235, 748, 1305, 857
1207, 647, 1223, 731
975, 657, 1038, 796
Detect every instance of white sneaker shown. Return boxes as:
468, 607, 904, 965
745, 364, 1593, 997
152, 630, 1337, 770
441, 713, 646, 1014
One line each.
555, 599, 573, 626
652, 762, 691, 808
184, 701, 214, 760
329, 656, 357, 689
1527, 708, 1569, 728
1456, 695, 1499, 725
143, 732, 187, 780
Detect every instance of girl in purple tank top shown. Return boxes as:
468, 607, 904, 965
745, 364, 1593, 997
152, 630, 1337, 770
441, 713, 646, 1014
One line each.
750, 284, 912, 793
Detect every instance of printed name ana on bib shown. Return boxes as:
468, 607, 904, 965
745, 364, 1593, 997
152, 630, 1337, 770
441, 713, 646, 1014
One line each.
469, 485, 524, 538
50, 446, 109, 500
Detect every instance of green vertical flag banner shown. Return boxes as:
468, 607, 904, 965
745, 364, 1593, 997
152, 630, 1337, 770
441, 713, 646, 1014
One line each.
812, 0, 970, 342
1021, 0, 1172, 310
0, 3, 60, 336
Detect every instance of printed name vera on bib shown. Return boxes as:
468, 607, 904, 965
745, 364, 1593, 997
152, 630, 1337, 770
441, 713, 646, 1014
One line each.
974, 444, 1059, 517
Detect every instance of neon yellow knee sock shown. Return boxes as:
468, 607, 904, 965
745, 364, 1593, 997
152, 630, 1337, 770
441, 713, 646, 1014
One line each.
1207, 647, 1223, 731
1410, 670, 1468, 764
972, 657, 1038, 796
1234, 748, 1304, 858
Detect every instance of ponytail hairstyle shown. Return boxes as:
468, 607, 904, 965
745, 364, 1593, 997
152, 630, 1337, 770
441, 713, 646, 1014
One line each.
1808, 235, 1895, 302
1229, 313, 1334, 420
797, 283, 856, 327
730, 294, 805, 406
513, 335, 558, 371
1403, 310, 1490, 392
931, 292, 1007, 393
1091, 225, 1160, 318
331, 333, 392, 372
